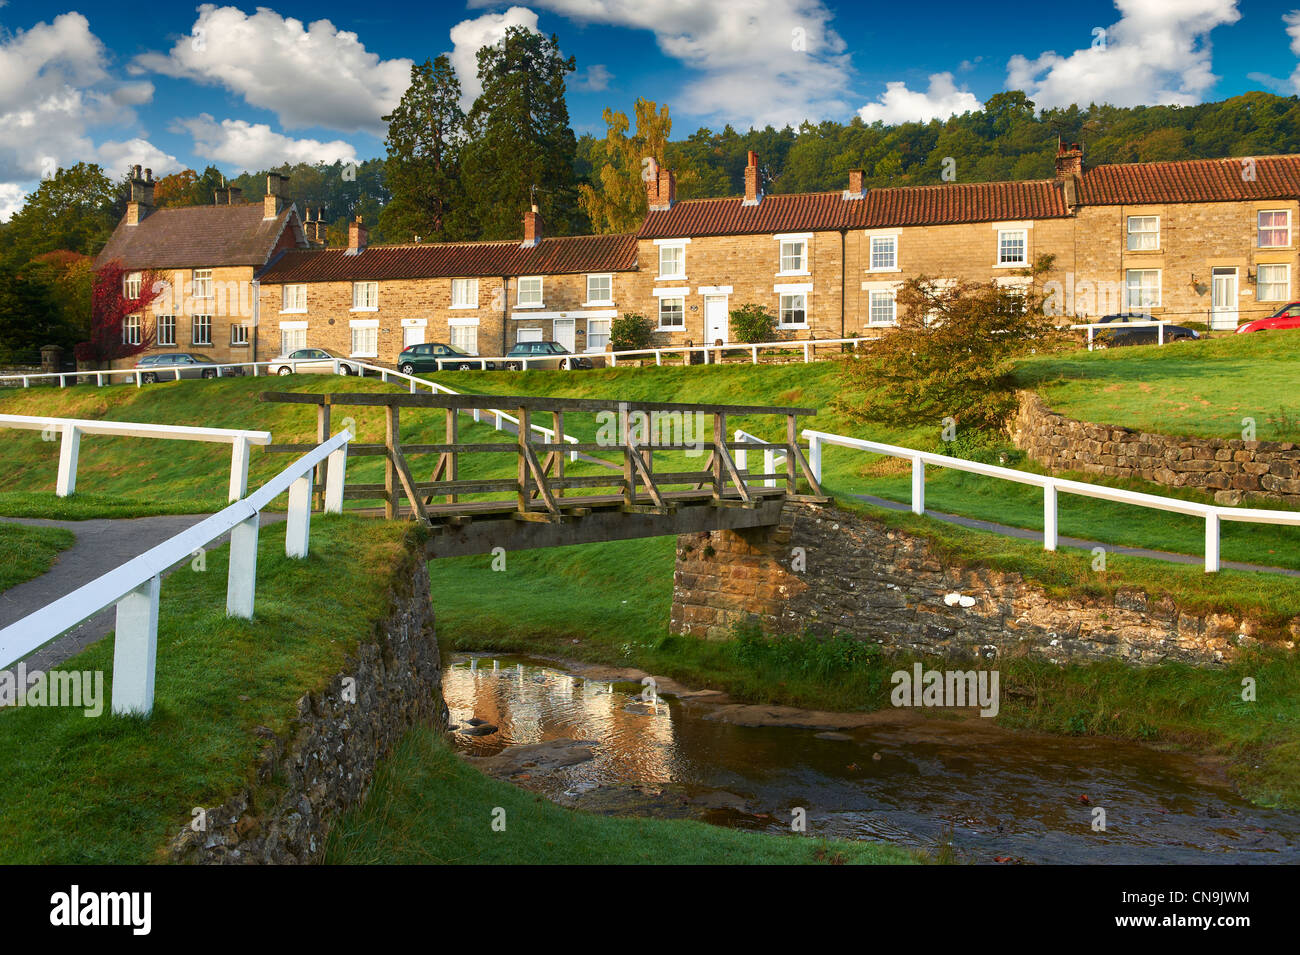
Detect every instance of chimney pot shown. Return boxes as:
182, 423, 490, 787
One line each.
845, 168, 865, 200
348, 216, 368, 252
1054, 141, 1084, 182
744, 151, 762, 205
647, 165, 676, 211
522, 207, 544, 247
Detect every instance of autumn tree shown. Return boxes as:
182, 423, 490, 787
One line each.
78, 260, 165, 365
579, 100, 674, 233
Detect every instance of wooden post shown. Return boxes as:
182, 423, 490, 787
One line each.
911, 455, 925, 515
384, 404, 399, 520
1043, 482, 1058, 551
553, 410, 565, 498
226, 512, 260, 618
785, 414, 798, 493
712, 413, 726, 500
56, 424, 80, 497
517, 406, 531, 513
229, 437, 251, 503
324, 445, 348, 514
446, 406, 459, 504
111, 574, 160, 716
622, 407, 636, 506
286, 472, 312, 557
314, 403, 331, 510
1205, 512, 1220, 573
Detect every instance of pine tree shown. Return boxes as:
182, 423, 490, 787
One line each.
457, 27, 581, 240
381, 56, 465, 242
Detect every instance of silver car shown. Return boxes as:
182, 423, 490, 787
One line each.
273, 348, 364, 376
134, 352, 243, 383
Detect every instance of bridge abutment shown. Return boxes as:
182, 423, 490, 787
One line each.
671, 502, 1281, 666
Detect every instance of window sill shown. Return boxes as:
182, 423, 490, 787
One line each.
1125, 248, 1161, 254
515, 303, 544, 310
778, 323, 809, 330
866, 267, 900, 274
656, 326, 686, 333
656, 276, 688, 283
582, 301, 615, 308
776, 270, 810, 278
993, 262, 1028, 269
349, 307, 378, 313
279, 309, 307, 315
449, 304, 479, 310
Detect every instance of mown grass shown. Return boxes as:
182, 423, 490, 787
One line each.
1014, 330, 1300, 441
0, 515, 415, 864
428, 532, 1300, 809
324, 727, 921, 865
0, 523, 75, 590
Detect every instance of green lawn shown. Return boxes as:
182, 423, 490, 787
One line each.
0, 523, 75, 591
325, 727, 921, 865
1014, 330, 1300, 441
0, 515, 417, 863
428, 531, 1300, 809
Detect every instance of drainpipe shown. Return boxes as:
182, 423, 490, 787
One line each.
840, 229, 846, 339
251, 277, 260, 366
501, 275, 510, 355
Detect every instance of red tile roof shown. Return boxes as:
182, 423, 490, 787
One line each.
95, 203, 302, 270
860, 180, 1069, 227
258, 233, 639, 283
1077, 155, 1300, 205
638, 180, 1069, 238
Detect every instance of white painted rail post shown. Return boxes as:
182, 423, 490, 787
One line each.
324, 443, 348, 514
764, 448, 776, 489
808, 433, 822, 484
226, 513, 260, 619
1205, 511, 1220, 572
1158, 322, 1166, 346
56, 424, 81, 497
1043, 482, 1058, 551
286, 473, 312, 558
1087, 326, 1095, 351
911, 455, 925, 515
111, 574, 161, 716
734, 432, 747, 474
228, 436, 252, 502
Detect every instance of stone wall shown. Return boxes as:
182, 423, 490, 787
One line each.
1011, 390, 1300, 506
170, 547, 446, 864
671, 502, 1298, 666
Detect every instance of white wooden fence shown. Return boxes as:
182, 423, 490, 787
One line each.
734, 428, 788, 489
0, 414, 272, 501
1067, 319, 1179, 350
0, 429, 352, 716
800, 429, 1300, 573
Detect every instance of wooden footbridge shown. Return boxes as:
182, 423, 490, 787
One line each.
260, 391, 826, 558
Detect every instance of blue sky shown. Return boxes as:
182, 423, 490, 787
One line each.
1, 0, 1299, 217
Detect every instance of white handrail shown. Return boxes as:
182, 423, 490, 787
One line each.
801, 428, 1300, 573
0, 429, 352, 716
734, 428, 788, 489
0, 413, 272, 501
1067, 319, 1176, 350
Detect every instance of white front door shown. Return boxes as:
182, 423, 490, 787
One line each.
403, 325, 425, 348
553, 318, 576, 352
704, 295, 728, 343
1211, 268, 1239, 329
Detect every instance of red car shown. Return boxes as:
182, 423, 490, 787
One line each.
1237, 302, 1300, 333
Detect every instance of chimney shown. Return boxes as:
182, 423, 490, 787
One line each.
348, 215, 368, 252
743, 150, 762, 206
264, 172, 289, 219
844, 168, 865, 200
305, 207, 328, 246
126, 165, 154, 225
212, 184, 242, 205
1054, 141, 1083, 182
522, 203, 543, 247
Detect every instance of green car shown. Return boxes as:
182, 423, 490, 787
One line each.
397, 343, 497, 373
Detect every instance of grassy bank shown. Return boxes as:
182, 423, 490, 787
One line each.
0, 515, 414, 863
428, 532, 1300, 809
0, 523, 75, 590
324, 727, 921, 864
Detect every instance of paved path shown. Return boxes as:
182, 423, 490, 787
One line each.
0, 512, 285, 671
853, 493, 1300, 577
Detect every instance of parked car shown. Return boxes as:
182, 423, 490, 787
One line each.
503, 340, 594, 370
1092, 313, 1200, 347
1236, 302, 1300, 333
397, 342, 497, 374
273, 348, 364, 376
134, 352, 244, 383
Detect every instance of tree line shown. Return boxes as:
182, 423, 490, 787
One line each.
4, 19, 1300, 361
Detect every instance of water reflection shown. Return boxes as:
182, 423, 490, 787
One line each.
444, 655, 1300, 864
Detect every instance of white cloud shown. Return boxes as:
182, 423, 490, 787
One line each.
177, 114, 358, 171
0, 13, 173, 214
449, 6, 542, 109
0, 182, 26, 222
858, 72, 980, 125
467, 0, 853, 127
1006, 0, 1241, 109
133, 5, 411, 134
572, 63, 613, 92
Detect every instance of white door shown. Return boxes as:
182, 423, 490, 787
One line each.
1211, 268, 1238, 329
553, 318, 576, 352
704, 296, 728, 343
403, 325, 425, 348
517, 327, 543, 343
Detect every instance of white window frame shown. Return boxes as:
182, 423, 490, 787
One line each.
156, 315, 176, 347
1124, 269, 1162, 311
280, 322, 307, 355
451, 278, 479, 309
656, 240, 687, 281
192, 314, 212, 346
192, 269, 213, 301
657, 295, 686, 330
868, 289, 897, 326
869, 234, 898, 272
351, 281, 378, 311
448, 317, 479, 355
1258, 210, 1291, 249
123, 272, 142, 300
778, 292, 807, 328
517, 276, 544, 308
349, 318, 379, 358
281, 284, 307, 313
585, 273, 614, 306
996, 229, 1028, 267
122, 313, 142, 345
1126, 216, 1160, 252
585, 316, 611, 353
777, 235, 809, 276
1256, 263, 1291, 302
516, 327, 544, 344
